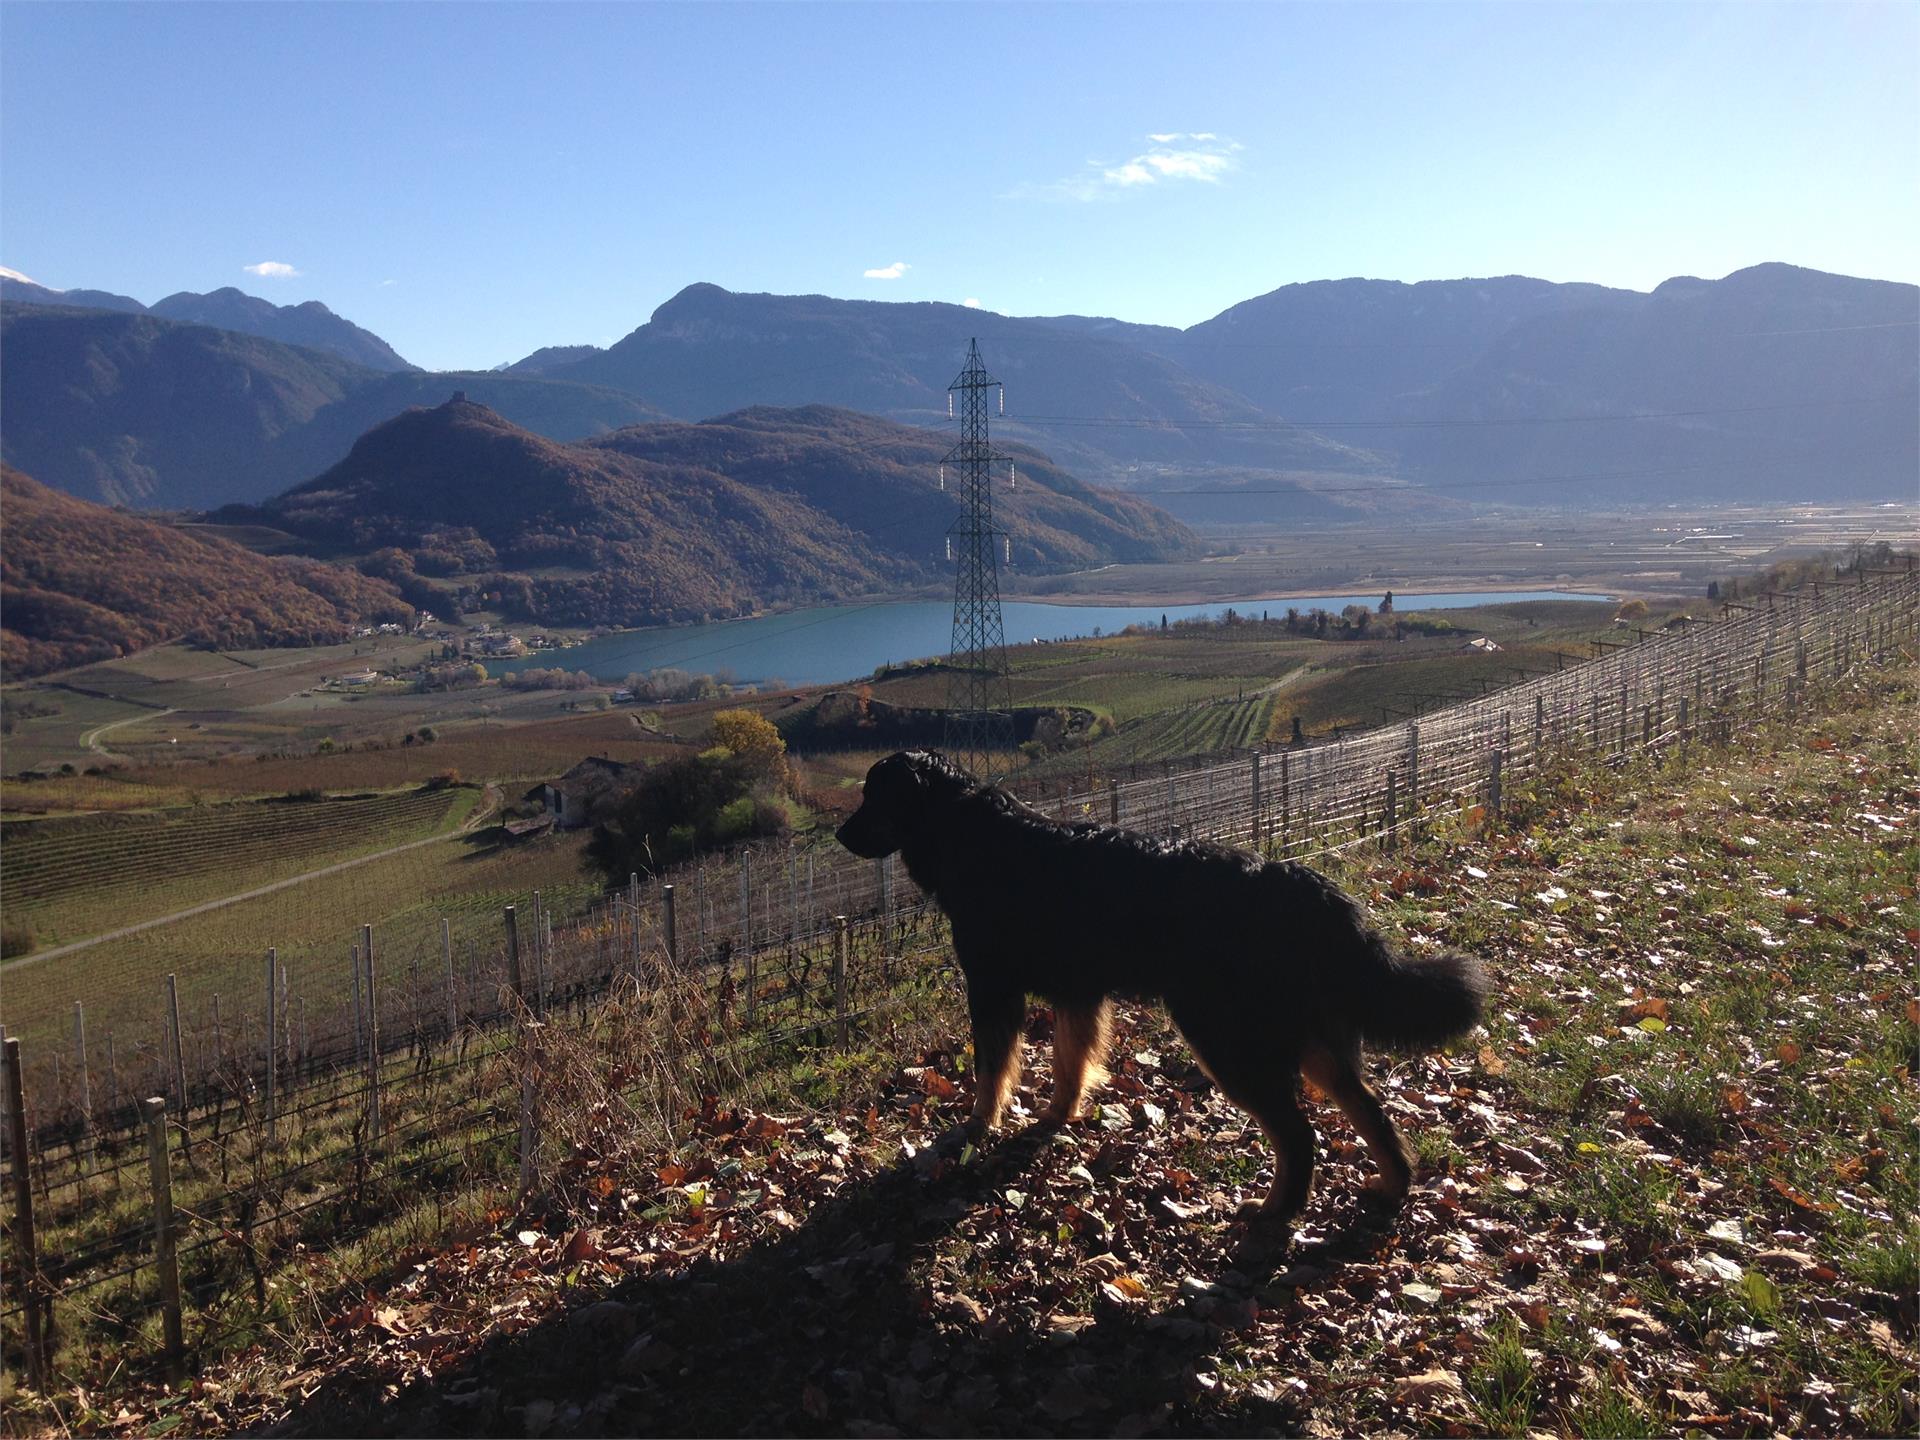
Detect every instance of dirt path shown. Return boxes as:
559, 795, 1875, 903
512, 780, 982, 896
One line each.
9, 784, 500, 970
78, 707, 177, 760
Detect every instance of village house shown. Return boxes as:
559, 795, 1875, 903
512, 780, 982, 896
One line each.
525, 755, 643, 830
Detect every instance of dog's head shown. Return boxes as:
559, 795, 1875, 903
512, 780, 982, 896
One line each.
835, 750, 978, 859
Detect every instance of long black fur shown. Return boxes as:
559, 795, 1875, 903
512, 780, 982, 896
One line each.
837, 749, 1489, 1224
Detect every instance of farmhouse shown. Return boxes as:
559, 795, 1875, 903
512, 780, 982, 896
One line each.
527, 755, 643, 830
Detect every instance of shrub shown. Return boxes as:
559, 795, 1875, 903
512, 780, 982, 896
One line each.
0, 921, 36, 960
426, 768, 461, 790
588, 747, 789, 878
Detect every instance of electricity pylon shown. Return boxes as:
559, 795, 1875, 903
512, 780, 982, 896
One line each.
942, 338, 1014, 779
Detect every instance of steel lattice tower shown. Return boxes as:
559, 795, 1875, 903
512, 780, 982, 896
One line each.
942, 338, 1014, 779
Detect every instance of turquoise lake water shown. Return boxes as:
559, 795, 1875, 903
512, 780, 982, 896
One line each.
490, 590, 1608, 689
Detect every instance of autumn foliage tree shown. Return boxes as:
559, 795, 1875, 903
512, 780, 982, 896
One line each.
709, 708, 788, 789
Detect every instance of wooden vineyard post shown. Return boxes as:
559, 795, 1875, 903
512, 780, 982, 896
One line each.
741, 851, 754, 958
1384, 768, 1398, 848
1248, 750, 1262, 849
504, 905, 524, 1008
264, 949, 278, 1142
442, 918, 458, 1044
662, 884, 678, 967
1489, 749, 1505, 816
164, 973, 190, 1157
361, 925, 382, 1145
1406, 723, 1419, 813
630, 873, 643, 977
833, 917, 850, 1050
74, 1001, 94, 1173
1108, 783, 1121, 827
6, 1038, 50, 1390
141, 1096, 185, 1384
518, 1023, 543, 1200
1279, 750, 1290, 850
408, 950, 422, 1061
351, 942, 365, 1061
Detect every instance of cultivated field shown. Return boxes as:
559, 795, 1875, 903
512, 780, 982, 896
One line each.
0, 810, 603, 1057
3, 786, 479, 946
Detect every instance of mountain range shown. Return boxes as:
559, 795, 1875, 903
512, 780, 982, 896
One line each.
0, 305, 668, 509
0, 268, 413, 370
3, 261, 1913, 516
220, 397, 1200, 630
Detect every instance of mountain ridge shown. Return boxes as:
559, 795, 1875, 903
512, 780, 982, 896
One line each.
228, 398, 1199, 630
0, 273, 413, 369
0, 305, 669, 509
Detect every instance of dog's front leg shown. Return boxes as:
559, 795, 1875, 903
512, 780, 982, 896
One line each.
966, 985, 1026, 1137
1043, 1000, 1112, 1127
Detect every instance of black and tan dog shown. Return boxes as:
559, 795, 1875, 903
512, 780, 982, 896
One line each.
836, 749, 1488, 1225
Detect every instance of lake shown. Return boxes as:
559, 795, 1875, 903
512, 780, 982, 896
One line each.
490, 590, 1608, 689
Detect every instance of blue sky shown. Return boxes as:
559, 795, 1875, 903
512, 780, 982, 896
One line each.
3, 1, 1914, 371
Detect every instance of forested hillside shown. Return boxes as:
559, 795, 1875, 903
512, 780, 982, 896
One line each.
0, 468, 411, 678
235, 398, 1199, 629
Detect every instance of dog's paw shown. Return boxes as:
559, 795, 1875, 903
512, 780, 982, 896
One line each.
1234, 1197, 1293, 1225
1360, 1175, 1411, 1212
959, 1112, 999, 1144
1030, 1104, 1083, 1134
929, 1121, 990, 1158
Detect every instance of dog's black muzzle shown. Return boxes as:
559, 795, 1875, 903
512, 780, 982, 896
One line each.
835, 807, 900, 859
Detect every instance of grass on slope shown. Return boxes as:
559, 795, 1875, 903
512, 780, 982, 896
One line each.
15, 658, 1909, 1436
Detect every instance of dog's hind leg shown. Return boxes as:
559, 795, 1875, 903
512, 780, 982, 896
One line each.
1304, 1040, 1415, 1207
1238, 1088, 1316, 1221
1043, 1000, 1112, 1126
966, 985, 1026, 1136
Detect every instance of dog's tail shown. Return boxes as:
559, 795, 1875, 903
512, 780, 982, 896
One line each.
1348, 932, 1489, 1052
1351, 940, 1482, 1052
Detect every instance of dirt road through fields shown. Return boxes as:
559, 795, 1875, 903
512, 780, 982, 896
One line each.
79, 707, 177, 760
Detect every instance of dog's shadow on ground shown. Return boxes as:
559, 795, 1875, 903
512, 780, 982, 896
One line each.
269, 1120, 1398, 1438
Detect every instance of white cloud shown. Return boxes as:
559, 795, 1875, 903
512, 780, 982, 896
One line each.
863, 260, 910, 280
1010, 134, 1241, 202
243, 260, 301, 278
962, 297, 983, 309
380, 278, 397, 287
